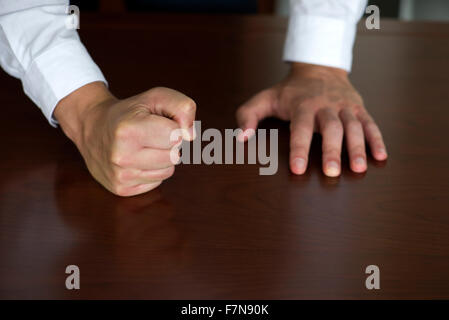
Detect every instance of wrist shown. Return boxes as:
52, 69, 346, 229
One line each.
290, 62, 348, 80
54, 82, 116, 148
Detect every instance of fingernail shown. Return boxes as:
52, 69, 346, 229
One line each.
238, 129, 255, 142
374, 148, 387, 161
326, 161, 340, 177
354, 157, 366, 167
294, 158, 306, 173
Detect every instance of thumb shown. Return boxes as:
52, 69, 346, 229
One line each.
142, 87, 197, 141
235, 89, 276, 142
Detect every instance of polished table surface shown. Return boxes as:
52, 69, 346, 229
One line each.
1, 14, 448, 299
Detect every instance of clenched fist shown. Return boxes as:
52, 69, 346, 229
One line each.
54, 82, 196, 196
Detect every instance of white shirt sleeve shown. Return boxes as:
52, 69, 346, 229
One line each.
283, 0, 368, 72
0, 0, 107, 126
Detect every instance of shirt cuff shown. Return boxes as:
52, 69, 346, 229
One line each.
22, 40, 107, 127
283, 14, 358, 72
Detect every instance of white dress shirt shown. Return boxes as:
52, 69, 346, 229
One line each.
284, 0, 367, 71
0, 0, 367, 126
0, 0, 106, 126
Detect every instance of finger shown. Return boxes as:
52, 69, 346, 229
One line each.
357, 112, 388, 161
317, 108, 344, 177
141, 166, 175, 181
114, 166, 175, 188
236, 89, 276, 142
114, 181, 163, 197
289, 107, 315, 175
143, 87, 197, 140
112, 147, 175, 170
118, 114, 181, 150
340, 108, 367, 173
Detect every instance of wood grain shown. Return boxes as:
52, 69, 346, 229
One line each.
0, 14, 448, 299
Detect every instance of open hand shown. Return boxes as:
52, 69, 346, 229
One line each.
236, 63, 387, 177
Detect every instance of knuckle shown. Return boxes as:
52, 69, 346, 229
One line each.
290, 128, 310, 145
367, 123, 383, 140
290, 146, 308, 157
111, 151, 129, 167
322, 143, 341, 156
114, 122, 135, 141
324, 119, 343, 132
323, 148, 340, 159
111, 168, 124, 185
147, 86, 169, 96
351, 145, 365, 155
291, 122, 313, 135
375, 135, 385, 143
346, 119, 361, 132
166, 119, 180, 132
366, 121, 379, 132
353, 103, 364, 114
150, 86, 165, 92
110, 171, 136, 196
180, 98, 196, 114
114, 168, 133, 184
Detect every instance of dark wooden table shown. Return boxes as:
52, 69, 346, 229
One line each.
1, 14, 448, 299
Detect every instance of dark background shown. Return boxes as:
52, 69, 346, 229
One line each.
70, 0, 401, 17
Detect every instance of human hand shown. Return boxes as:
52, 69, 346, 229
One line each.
236, 63, 387, 177
54, 83, 196, 196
